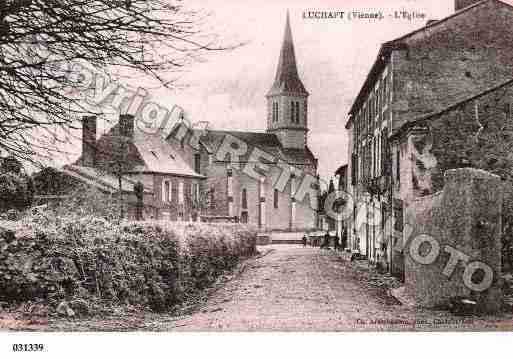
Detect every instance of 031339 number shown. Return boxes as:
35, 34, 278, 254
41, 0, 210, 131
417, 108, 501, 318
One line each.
12, 344, 44, 352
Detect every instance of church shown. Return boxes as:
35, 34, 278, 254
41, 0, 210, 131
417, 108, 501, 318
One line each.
74, 12, 319, 231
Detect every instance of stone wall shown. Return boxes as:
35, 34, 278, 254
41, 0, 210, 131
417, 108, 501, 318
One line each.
404, 168, 503, 313
392, 0, 513, 132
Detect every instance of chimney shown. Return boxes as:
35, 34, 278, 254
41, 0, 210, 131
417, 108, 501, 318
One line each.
81, 115, 97, 167
119, 114, 135, 138
455, 0, 481, 11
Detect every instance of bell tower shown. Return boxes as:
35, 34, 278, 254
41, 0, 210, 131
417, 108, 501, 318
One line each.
266, 11, 309, 149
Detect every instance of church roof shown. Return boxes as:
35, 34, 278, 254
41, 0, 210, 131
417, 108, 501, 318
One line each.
196, 129, 317, 167
128, 126, 204, 177
267, 11, 308, 96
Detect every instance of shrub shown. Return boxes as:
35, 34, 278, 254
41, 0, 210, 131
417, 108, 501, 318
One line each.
0, 214, 257, 315
51, 185, 125, 222
0, 171, 34, 212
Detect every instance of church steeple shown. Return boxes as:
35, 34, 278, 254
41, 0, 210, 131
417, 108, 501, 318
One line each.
268, 11, 308, 96
266, 11, 309, 150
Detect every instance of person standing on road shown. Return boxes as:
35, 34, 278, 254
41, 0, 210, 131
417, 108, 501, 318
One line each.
302, 234, 307, 247
321, 231, 330, 249
341, 228, 348, 251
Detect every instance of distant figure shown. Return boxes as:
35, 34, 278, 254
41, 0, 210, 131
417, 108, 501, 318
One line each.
321, 231, 330, 249
341, 228, 348, 250
333, 235, 340, 251
302, 234, 307, 247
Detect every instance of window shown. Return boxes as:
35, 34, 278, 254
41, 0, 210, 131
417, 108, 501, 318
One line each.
209, 188, 215, 209
381, 128, 388, 175
178, 182, 184, 204
383, 77, 388, 108
361, 146, 365, 181
289, 101, 301, 124
505, 102, 513, 121
351, 154, 357, 185
242, 188, 247, 209
396, 150, 401, 186
272, 101, 279, 122
274, 189, 279, 209
192, 183, 199, 202
162, 179, 172, 202
372, 139, 376, 178
241, 211, 248, 224
194, 154, 201, 174
165, 181, 170, 202
375, 136, 381, 177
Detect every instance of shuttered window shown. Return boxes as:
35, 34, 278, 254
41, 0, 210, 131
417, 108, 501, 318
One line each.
351, 154, 356, 185
162, 179, 173, 202
194, 154, 201, 174
242, 188, 247, 209
165, 181, 170, 202
178, 182, 184, 204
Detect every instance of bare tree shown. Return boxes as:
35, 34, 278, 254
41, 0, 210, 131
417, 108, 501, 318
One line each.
0, 0, 234, 164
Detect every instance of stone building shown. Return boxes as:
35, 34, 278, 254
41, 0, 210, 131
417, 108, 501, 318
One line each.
168, 12, 319, 231
72, 12, 319, 229
75, 114, 205, 221
344, 0, 513, 275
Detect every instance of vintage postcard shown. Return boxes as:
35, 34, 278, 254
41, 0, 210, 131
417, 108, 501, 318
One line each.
1, 0, 513, 356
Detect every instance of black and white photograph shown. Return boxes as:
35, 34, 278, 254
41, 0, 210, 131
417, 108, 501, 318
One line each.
1, 0, 513, 357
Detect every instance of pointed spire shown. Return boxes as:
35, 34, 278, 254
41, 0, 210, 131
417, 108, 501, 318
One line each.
268, 10, 308, 96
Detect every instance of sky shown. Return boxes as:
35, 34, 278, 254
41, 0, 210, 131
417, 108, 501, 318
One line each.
47, 0, 513, 181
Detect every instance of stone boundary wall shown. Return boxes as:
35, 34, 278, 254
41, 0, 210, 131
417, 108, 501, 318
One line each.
404, 168, 503, 312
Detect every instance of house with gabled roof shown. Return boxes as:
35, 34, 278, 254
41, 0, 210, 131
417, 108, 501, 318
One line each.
75, 113, 206, 221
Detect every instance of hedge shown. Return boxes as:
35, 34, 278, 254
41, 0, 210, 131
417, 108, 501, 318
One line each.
0, 212, 257, 315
